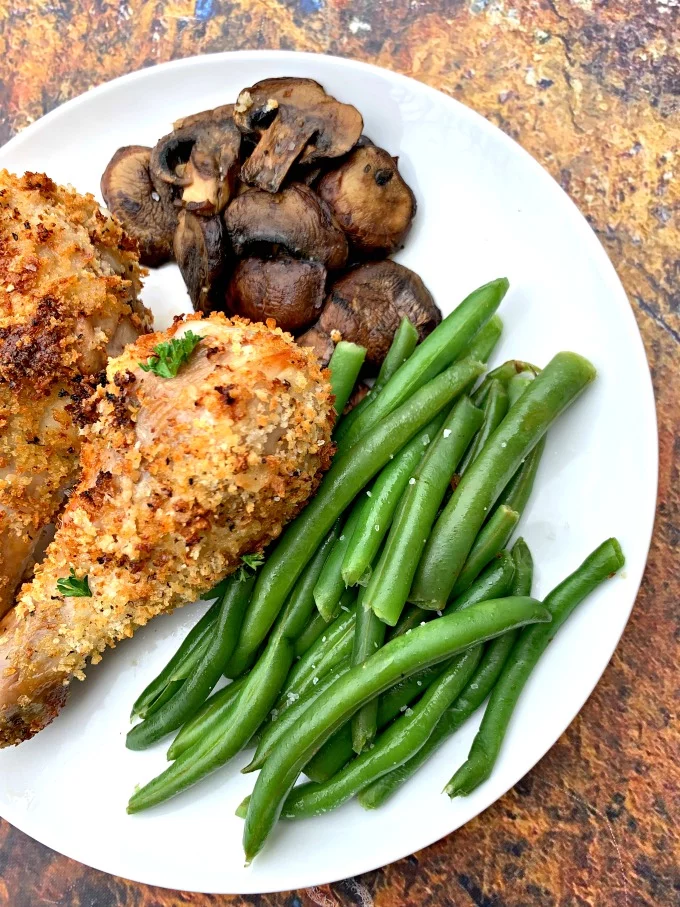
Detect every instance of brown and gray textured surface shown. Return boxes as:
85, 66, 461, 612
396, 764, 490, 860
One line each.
0, 1, 678, 904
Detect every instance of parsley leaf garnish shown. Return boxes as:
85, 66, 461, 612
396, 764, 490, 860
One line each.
237, 552, 265, 582
56, 568, 92, 598
139, 330, 202, 379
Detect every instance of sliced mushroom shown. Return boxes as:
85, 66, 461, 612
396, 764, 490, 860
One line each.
150, 105, 241, 214
225, 258, 326, 333
101, 145, 177, 267
173, 103, 235, 131
234, 78, 363, 193
173, 209, 226, 313
317, 145, 416, 256
224, 183, 348, 270
298, 261, 441, 367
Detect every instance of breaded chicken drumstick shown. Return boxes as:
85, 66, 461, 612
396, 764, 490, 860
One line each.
0, 314, 334, 746
0, 170, 150, 617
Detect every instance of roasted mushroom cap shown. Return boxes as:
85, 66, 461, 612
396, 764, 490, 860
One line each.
234, 78, 363, 193
173, 209, 226, 313
225, 258, 326, 333
317, 145, 416, 256
298, 261, 441, 367
101, 145, 177, 267
224, 183, 348, 270
150, 105, 241, 214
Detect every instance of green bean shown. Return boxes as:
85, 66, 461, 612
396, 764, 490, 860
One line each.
278, 624, 353, 718
341, 416, 444, 588
328, 341, 367, 416
507, 538, 534, 597
376, 318, 420, 388
410, 352, 596, 609
450, 431, 545, 603
140, 679, 184, 719
460, 315, 503, 364
507, 370, 536, 406
129, 635, 294, 813
167, 674, 248, 761
293, 611, 329, 658
494, 436, 546, 517
457, 380, 509, 476
126, 575, 253, 750
442, 550, 516, 615
167, 634, 214, 683
366, 397, 483, 626
244, 658, 351, 773
334, 318, 419, 443
277, 590, 357, 708
200, 577, 229, 602
336, 279, 508, 454
241, 595, 548, 860
272, 523, 340, 642
351, 589, 387, 754
471, 360, 539, 407
225, 357, 485, 677
306, 551, 517, 781
131, 599, 221, 720
359, 538, 533, 808
387, 605, 433, 640
444, 506, 520, 604
314, 509, 362, 621
446, 539, 624, 797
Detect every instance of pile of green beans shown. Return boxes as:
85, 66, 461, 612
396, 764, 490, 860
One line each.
122, 277, 622, 866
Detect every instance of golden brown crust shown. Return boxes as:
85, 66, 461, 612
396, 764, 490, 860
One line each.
0, 313, 334, 745
0, 170, 150, 617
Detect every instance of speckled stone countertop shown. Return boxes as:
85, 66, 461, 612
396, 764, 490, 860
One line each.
0, 1, 678, 904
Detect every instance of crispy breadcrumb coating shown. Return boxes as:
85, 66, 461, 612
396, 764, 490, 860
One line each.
0, 313, 334, 746
0, 170, 150, 617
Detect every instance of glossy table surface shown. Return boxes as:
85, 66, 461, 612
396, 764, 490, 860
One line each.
0, 1, 678, 904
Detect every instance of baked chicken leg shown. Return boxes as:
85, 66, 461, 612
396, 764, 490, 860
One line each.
0, 171, 150, 617
0, 313, 334, 746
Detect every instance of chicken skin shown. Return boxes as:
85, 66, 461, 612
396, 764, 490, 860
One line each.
0, 314, 334, 746
0, 171, 150, 618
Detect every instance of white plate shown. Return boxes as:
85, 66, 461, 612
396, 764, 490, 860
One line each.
0, 51, 657, 894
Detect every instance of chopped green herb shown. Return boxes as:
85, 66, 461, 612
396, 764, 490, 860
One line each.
139, 330, 202, 379
237, 552, 265, 582
56, 568, 92, 598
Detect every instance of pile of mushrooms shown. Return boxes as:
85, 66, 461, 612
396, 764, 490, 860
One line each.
101, 77, 441, 367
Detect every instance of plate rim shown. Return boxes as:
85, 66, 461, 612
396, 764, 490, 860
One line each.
0, 49, 658, 894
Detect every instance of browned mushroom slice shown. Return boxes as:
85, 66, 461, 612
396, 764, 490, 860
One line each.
173, 103, 235, 131
298, 261, 442, 367
101, 145, 177, 267
150, 105, 241, 214
225, 258, 326, 333
224, 183, 348, 270
317, 145, 416, 256
234, 78, 363, 193
173, 210, 226, 313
